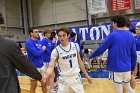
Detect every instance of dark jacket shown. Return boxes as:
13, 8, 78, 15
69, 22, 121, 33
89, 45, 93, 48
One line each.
0, 37, 42, 93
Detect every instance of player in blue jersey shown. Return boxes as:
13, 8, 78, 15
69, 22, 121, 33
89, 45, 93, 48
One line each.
25, 27, 47, 93
43, 27, 92, 93
89, 15, 136, 93
42, 28, 56, 92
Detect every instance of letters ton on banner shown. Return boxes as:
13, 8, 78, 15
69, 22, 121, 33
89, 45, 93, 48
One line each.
111, 0, 131, 12
88, 0, 107, 15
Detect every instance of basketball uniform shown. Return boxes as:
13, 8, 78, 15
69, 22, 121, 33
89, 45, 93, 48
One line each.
51, 42, 84, 93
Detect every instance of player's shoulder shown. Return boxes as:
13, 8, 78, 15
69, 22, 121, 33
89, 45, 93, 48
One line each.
70, 42, 78, 47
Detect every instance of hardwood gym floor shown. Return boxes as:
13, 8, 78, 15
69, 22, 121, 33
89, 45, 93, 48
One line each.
19, 76, 140, 93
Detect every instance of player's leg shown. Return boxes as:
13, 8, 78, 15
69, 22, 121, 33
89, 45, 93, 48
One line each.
114, 83, 123, 93
102, 58, 107, 70
123, 82, 135, 93
41, 82, 47, 93
40, 64, 47, 93
57, 80, 69, 93
123, 71, 135, 93
70, 83, 84, 93
112, 72, 123, 93
30, 80, 37, 93
70, 74, 84, 93
49, 71, 55, 92
97, 57, 101, 69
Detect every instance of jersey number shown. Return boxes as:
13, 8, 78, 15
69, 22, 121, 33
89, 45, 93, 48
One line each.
69, 59, 72, 68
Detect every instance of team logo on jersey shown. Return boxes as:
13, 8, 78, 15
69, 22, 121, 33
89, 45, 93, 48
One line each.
62, 53, 76, 59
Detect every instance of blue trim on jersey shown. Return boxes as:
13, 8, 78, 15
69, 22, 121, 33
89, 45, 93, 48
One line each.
78, 73, 82, 83
74, 43, 78, 53
55, 48, 61, 72
123, 80, 130, 83
59, 42, 71, 52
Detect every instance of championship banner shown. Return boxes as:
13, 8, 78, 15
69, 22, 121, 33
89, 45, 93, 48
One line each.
111, 0, 131, 12
88, 0, 107, 14
134, 0, 140, 9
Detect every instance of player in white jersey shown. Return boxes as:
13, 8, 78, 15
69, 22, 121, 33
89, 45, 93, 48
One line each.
43, 27, 92, 93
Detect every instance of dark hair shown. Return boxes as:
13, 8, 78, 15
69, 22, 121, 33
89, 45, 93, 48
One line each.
28, 27, 38, 35
130, 29, 136, 34
84, 49, 89, 54
56, 27, 70, 36
70, 32, 76, 38
50, 32, 56, 40
0, 13, 4, 24
111, 15, 126, 27
125, 18, 131, 28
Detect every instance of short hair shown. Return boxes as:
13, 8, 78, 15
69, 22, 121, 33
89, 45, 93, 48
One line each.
130, 29, 136, 34
111, 15, 126, 27
0, 13, 4, 24
43, 28, 51, 36
125, 18, 131, 28
70, 32, 76, 38
50, 32, 56, 40
56, 27, 70, 36
84, 49, 89, 54
28, 27, 38, 35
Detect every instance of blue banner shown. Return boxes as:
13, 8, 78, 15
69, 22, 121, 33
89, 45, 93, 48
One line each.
68, 20, 140, 40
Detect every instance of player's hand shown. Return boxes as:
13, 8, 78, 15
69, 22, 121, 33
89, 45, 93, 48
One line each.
86, 75, 92, 84
42, 46, 46, 51
40, 74, 47, 85
130, 74, 137, 88
52, 38, 56, 43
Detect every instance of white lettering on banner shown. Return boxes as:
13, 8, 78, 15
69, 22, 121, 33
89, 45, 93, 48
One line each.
71, 28, 77, 34
100, 25, 111, 39
79, 28, 88, 40
90, 27, 100, 40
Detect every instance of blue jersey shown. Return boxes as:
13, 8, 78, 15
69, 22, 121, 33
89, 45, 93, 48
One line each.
42, 38, 55, 62
134, 35, 140, 51
25, 38, 44, 68
89, 30, 136, 72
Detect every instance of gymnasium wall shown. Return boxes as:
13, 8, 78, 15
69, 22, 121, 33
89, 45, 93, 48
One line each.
30, 0, 88, 29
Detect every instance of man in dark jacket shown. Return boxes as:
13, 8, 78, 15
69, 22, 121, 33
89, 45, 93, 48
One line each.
0, 13, 43, 93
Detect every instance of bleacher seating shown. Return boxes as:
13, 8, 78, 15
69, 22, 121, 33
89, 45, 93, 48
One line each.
83, 40, 103, 50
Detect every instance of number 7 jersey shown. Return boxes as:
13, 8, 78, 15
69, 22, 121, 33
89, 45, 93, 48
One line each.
51, 42, 80, 76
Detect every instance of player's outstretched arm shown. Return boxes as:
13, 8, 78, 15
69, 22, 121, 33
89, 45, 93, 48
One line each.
77, 53, 92, 84
42, 58, 56, 83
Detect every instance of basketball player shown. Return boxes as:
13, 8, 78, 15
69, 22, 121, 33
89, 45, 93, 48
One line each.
42, 28, 56, 92
25, 27, 47, 93
89, 15, 136, 93
123, 18, 137, 93
134, 22, 140, 77
43, 27, 92, 93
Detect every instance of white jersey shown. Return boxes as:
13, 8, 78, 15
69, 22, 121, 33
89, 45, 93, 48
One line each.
51, 42, 80, 76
